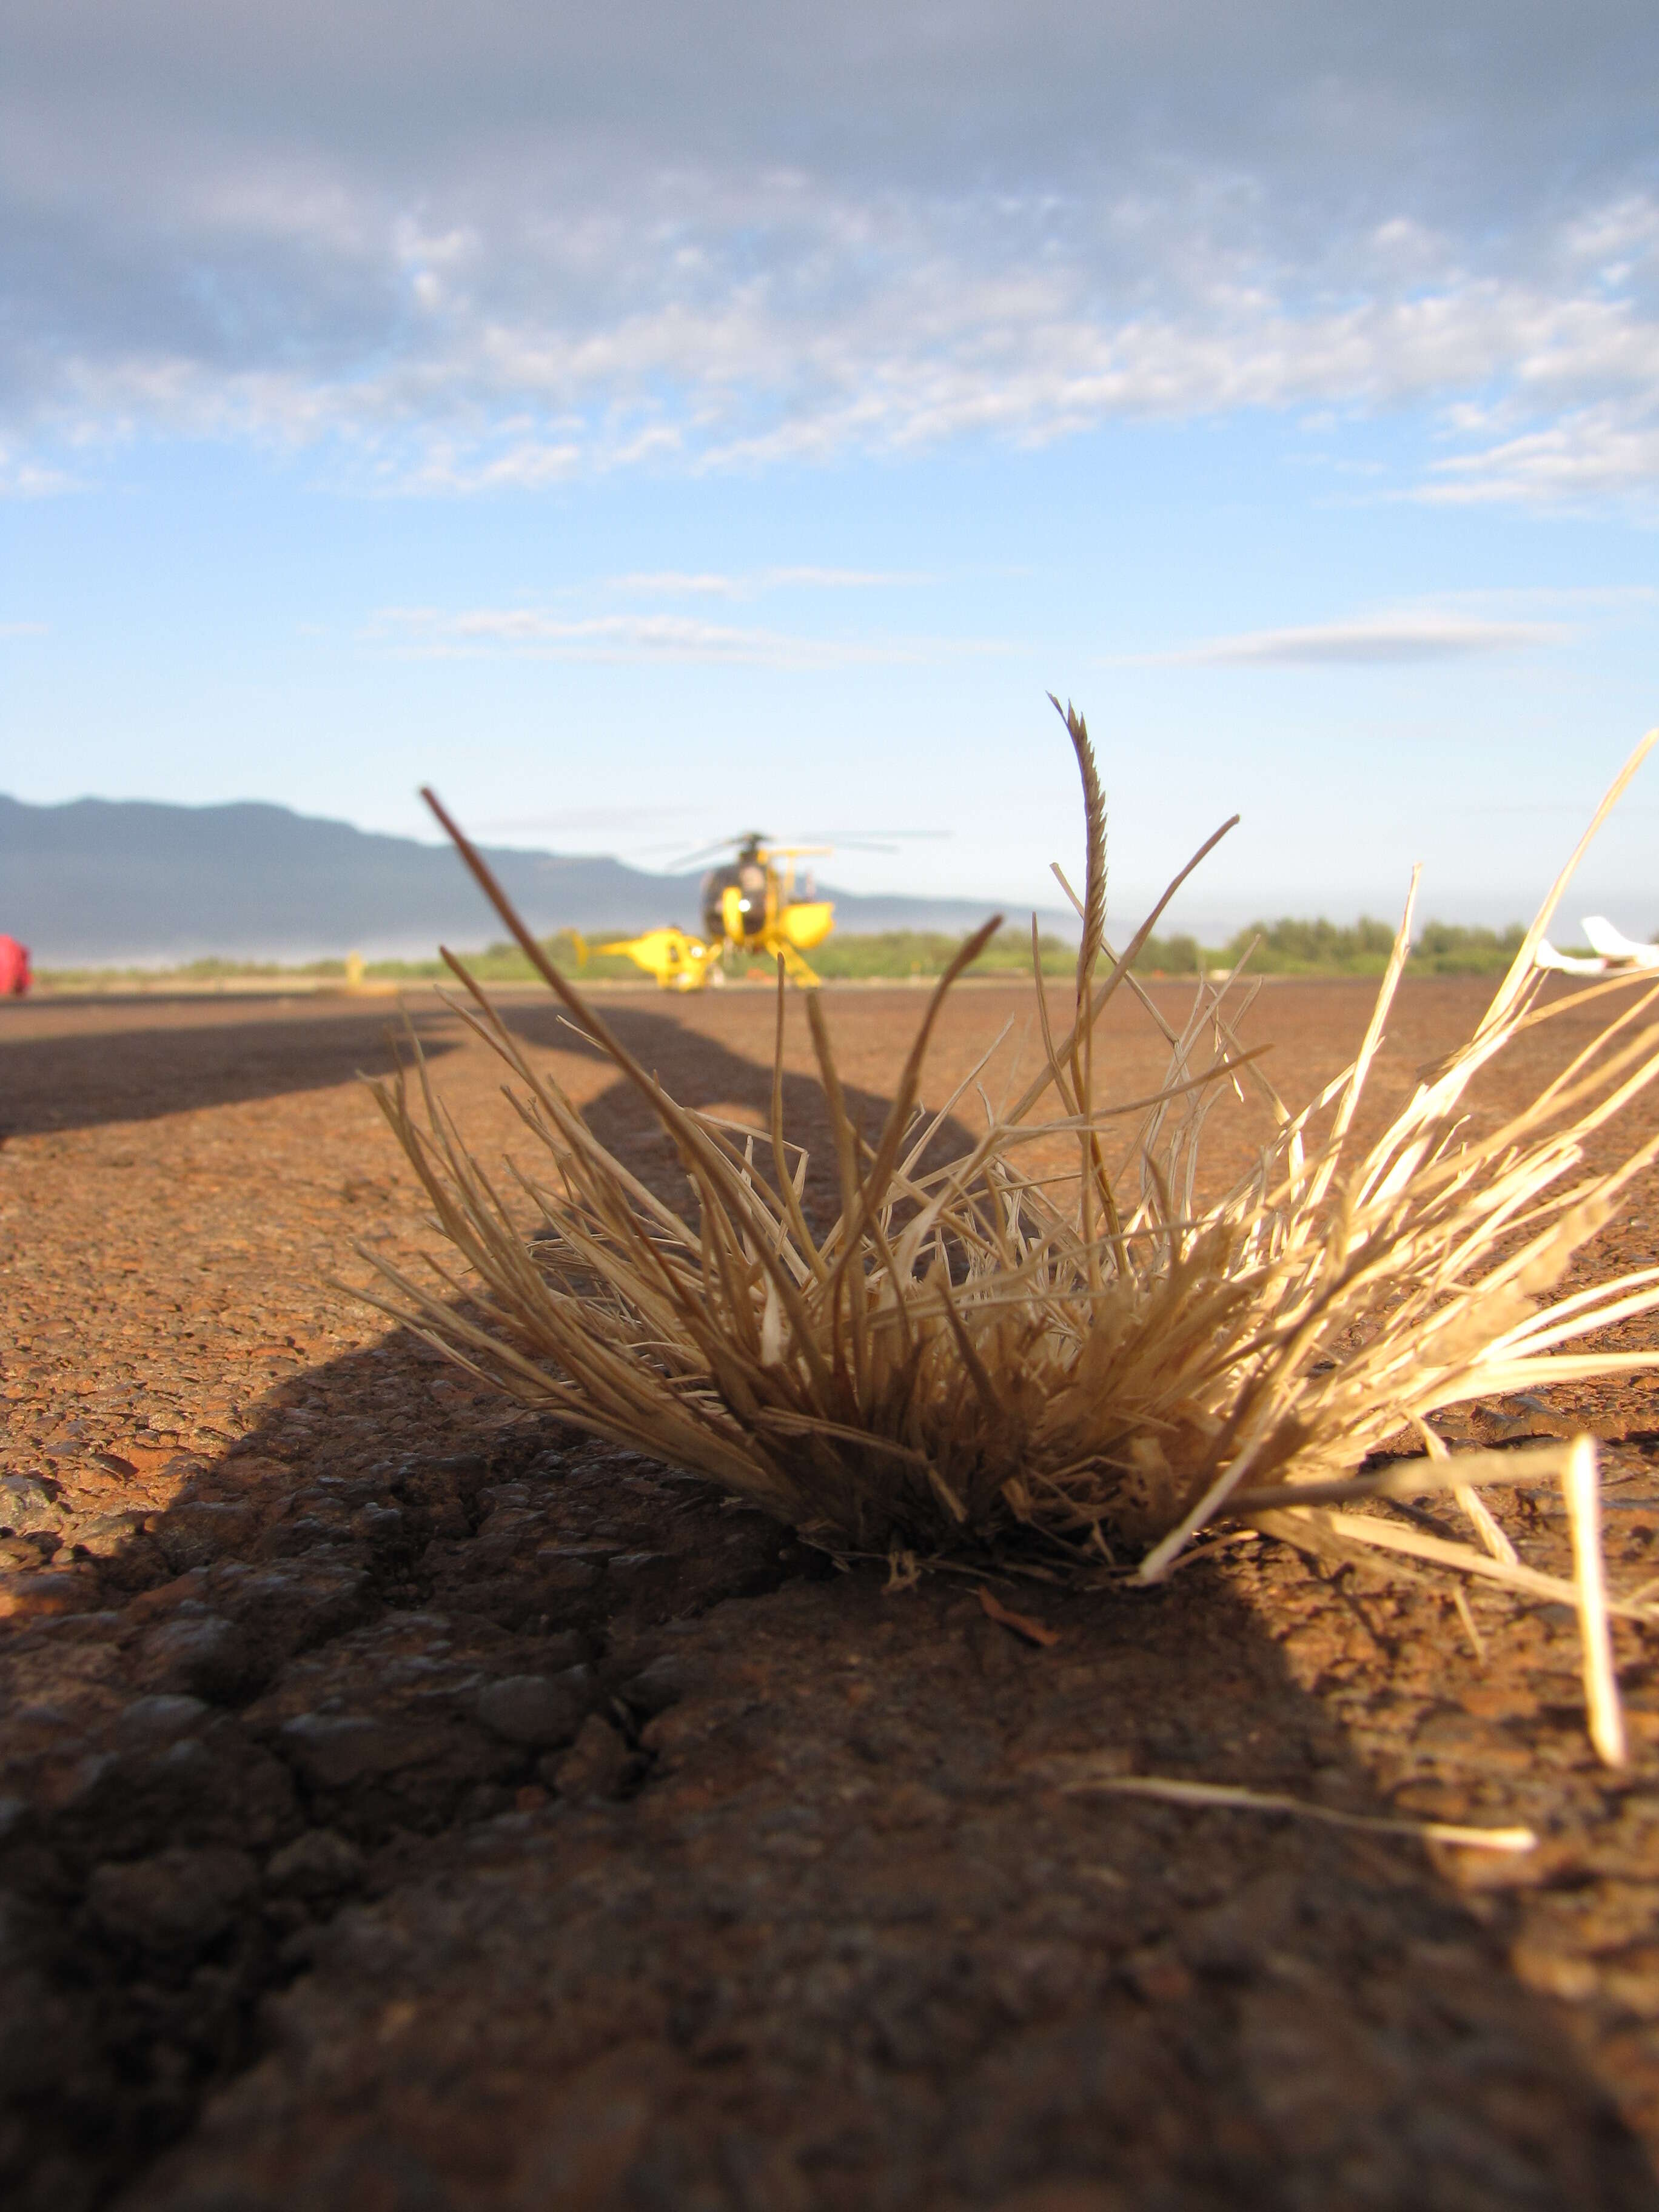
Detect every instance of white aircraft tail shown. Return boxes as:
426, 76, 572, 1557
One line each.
1580, 915, 1659, 969
1535, 940, 1610, 975
1533, 917, 1659, 976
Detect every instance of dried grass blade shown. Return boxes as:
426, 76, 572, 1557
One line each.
421, 800, 773, 1236
1477, 725, 1659, 1040
1227, 1439, 1576, 1515
1004, 811, 1241, 1129
979, 1584, 1061, 1646
1562, 1435, 1628, 1768
1453, 1586, 1487, 1663
769, 961, 828, 1284
854, 916, 1004, 1235
1415, 1415, 1530, 1575
1309, 1506, 1658, 1621
1458, 1487, 1521, 1569
1303, 869, 1418, 1215
1397, 1423, 1526, 1568
1049, 1768, 1537, 1852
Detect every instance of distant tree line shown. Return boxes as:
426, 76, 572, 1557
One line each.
37, 918, 1580, 989
1129, 918, 1530, 978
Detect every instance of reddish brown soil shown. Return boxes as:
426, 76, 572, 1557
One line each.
4, 975, 1659, 2210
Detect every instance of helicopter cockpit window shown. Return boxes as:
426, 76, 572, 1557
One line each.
700, 866, 736, 942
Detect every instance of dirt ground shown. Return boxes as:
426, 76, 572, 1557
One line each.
5, 971, 1659, 2210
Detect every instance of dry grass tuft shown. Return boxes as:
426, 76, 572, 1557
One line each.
356, 707, 1659, 1759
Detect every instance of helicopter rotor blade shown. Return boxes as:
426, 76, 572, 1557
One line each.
655, 835, 766, 871
793, 831, 951, 853
649, 826, 948, 870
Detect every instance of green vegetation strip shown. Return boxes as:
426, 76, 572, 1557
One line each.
37, 917, 1561, 990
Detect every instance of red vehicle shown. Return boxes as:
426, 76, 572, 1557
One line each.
0, 936, 31, 996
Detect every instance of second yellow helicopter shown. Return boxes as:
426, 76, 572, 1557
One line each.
574, 834, 836, 991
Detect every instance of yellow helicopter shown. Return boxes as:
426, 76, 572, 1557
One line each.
574, 834, 837, 991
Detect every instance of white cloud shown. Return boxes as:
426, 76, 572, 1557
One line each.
0, 441, 78, 496
606, 566, 933, 597
1424, 409, 1659, 506
21, 190, 1659, 505
5, 4, 1659, 501
367, 603, 1010, 671
1132, 610, 1575, 667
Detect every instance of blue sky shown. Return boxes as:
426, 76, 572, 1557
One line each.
3, 1, 1657, 939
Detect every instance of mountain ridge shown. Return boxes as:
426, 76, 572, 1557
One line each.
0, 793, 1066, 964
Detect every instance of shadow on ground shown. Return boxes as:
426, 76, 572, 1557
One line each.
0, 1004, 461, 1141
494, 994, 977, 1233
1, 991, 1655, 2210
2, 1361, 1654, 2208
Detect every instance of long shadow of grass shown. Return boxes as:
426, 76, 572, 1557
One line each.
0, 1000, 462, 1141
6, 1339, 1655, 2208
493, 993, 981, 1236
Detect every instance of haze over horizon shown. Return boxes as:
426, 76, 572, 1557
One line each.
0, 786, 1085, 964
4, 2, 1658, 936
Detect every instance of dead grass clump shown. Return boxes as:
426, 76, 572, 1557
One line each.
356, 707, 1659, 1755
